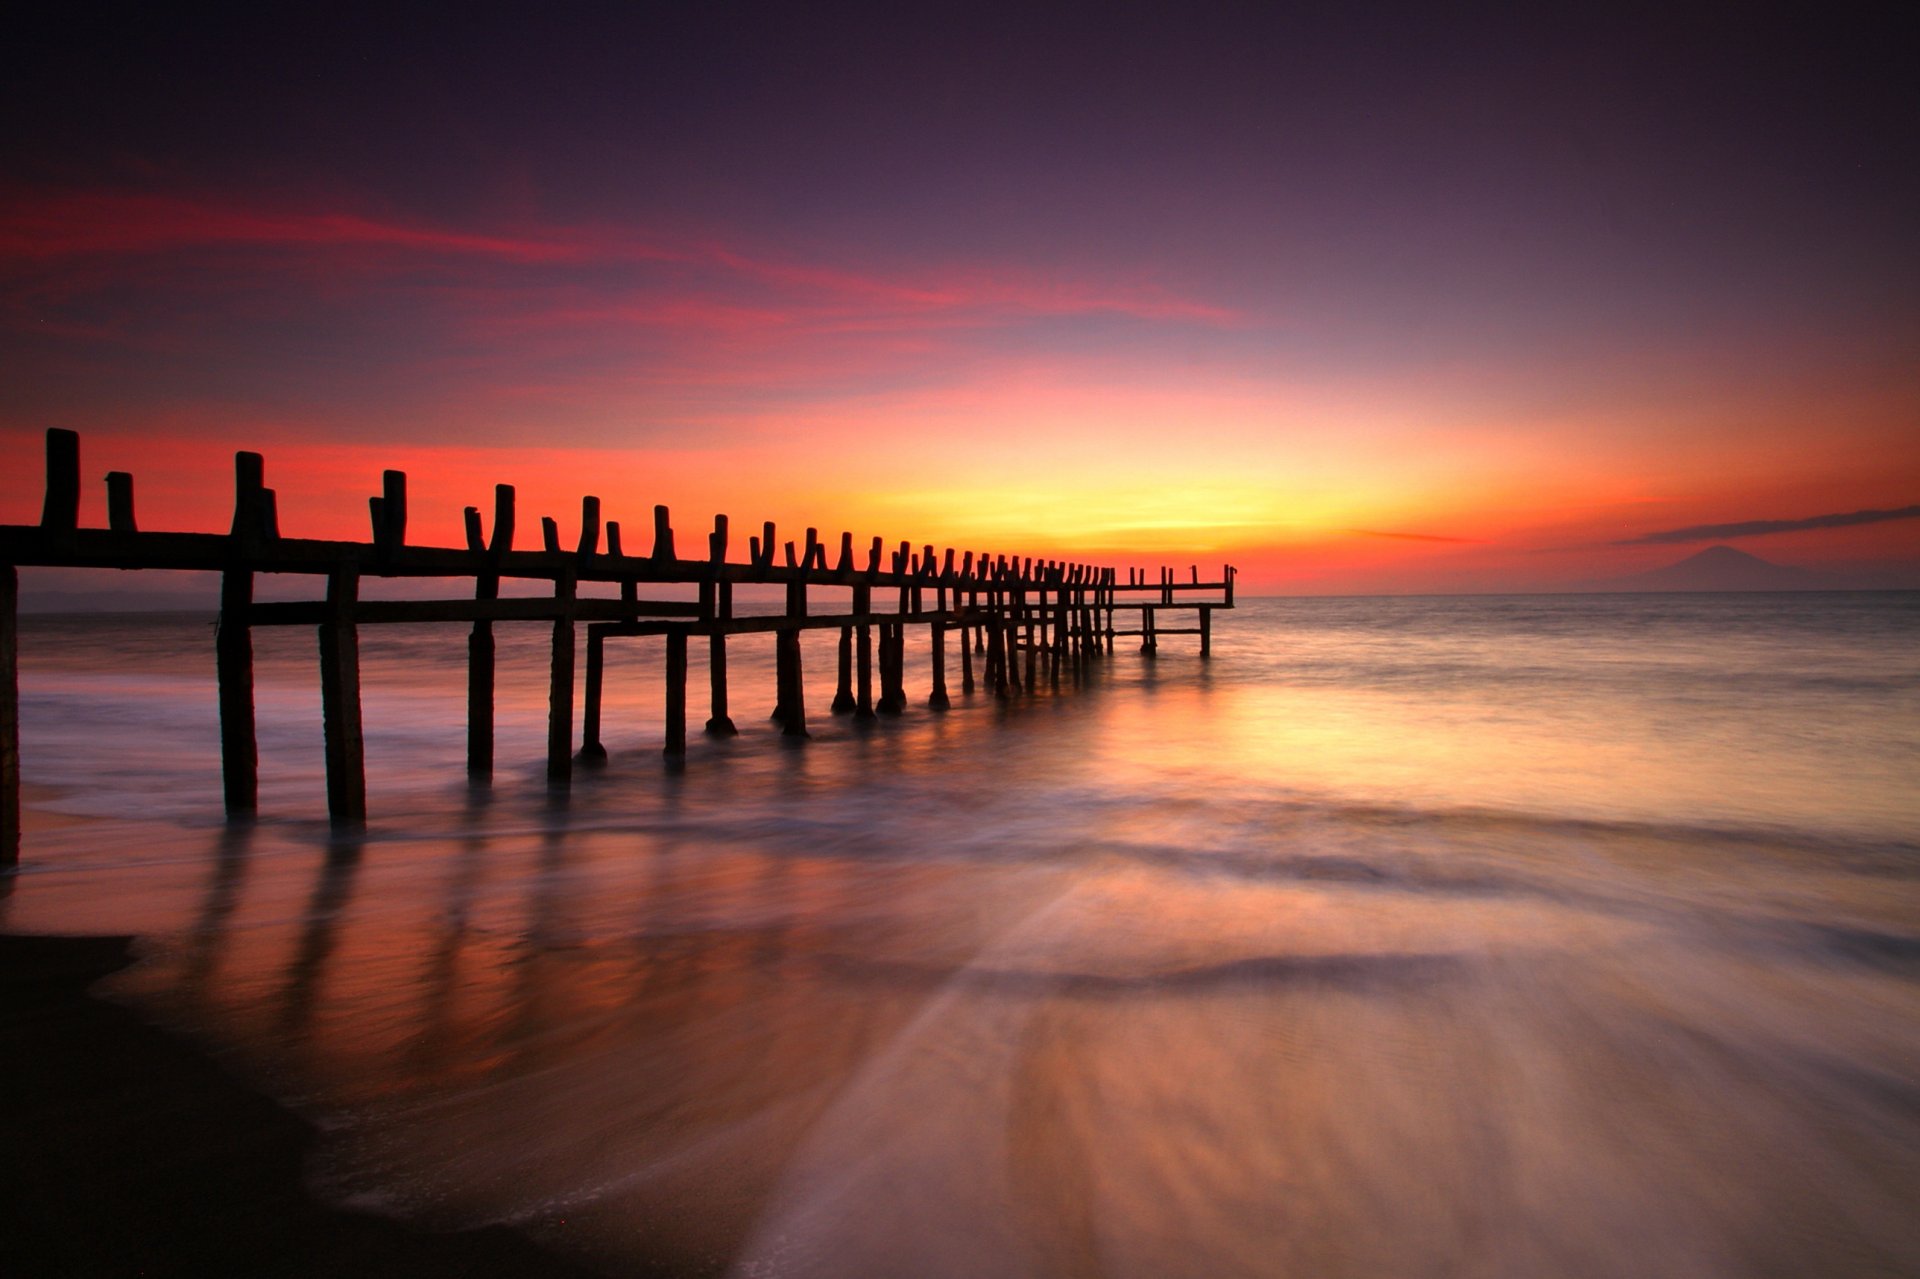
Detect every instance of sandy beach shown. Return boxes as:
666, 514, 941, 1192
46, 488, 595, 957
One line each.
0, 927, 625, 1278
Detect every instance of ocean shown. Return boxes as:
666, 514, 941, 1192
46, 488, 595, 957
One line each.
5, 592, 1918, 1277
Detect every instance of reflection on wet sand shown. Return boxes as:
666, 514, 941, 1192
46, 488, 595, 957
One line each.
41, 797, 1903, 1278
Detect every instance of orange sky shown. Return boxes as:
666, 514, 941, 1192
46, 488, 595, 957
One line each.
4, 9, 1916, 594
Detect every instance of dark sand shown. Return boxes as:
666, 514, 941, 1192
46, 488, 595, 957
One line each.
0, 929, 630, 1278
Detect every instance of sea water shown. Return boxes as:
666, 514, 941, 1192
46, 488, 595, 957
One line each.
4, 592, 1918, 1277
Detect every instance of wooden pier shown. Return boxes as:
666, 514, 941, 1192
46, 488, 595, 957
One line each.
1, 429, 1234, 859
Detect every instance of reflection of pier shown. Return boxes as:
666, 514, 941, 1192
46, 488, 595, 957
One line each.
1, 428, 1235, 852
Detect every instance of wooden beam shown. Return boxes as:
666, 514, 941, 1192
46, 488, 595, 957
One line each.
247, 598, 704, 626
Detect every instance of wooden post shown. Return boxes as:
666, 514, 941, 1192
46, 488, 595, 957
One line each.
41, 428, 79, 531
577, 495, 601, 557
106, 471, 136, 533
218, 451, 264, 816
580, 628, 607, 762
1200, 605, 1212, 657
928, 618, 950, 709
318, 566, 366, 826
777, 577, 809, 737
1022, 574, 1037, 692
707, 609, 737, 734
382, 469, 408, 551
468, 484, 511, 779
854, 582, 875, 721
217, 568, 256, 815
653, 505, 676, 562
988, 608, 1008, 698
960, 608, 975, 694
832, 625, 856, 712
878, 622, 905, 714
1, 566, 17, 866
664, 629, 688, 757
707, 514, 737, 735
1142, 604, 1157, 656
548, 572, 576, 786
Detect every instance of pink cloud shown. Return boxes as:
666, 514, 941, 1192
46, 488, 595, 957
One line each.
0, 187, 1235, 329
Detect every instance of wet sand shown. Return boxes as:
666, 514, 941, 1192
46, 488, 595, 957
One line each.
0, 929, 640, 1278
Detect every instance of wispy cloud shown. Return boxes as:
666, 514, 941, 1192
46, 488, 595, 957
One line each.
1614, 504, 1920, 545
0, 189, 1234, 327
1345, 528, 1477, 543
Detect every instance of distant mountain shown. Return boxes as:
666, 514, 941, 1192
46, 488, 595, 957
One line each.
1590, 545, 1855, 592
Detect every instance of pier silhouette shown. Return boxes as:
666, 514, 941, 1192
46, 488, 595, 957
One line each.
1, 428, 1235, 855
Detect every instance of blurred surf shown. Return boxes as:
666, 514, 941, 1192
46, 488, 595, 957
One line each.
5, 592, 1917, 1276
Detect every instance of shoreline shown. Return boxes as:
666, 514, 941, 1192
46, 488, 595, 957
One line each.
0, 928, 637, 1278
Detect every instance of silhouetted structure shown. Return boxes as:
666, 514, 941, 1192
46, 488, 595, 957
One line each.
0, 429, 1234, 857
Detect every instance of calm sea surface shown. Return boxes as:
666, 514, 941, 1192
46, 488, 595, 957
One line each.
6, 593, 1919, 1277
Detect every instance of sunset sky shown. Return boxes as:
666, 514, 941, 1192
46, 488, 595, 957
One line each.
4, 4, 1915, 593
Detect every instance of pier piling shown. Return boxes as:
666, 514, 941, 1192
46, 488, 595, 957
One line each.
318, 566, 366, 826
0, 430, 1233, 836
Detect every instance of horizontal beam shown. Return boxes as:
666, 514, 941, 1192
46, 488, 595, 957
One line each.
248, 598, 705, 627
0, 525, 1228, 601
